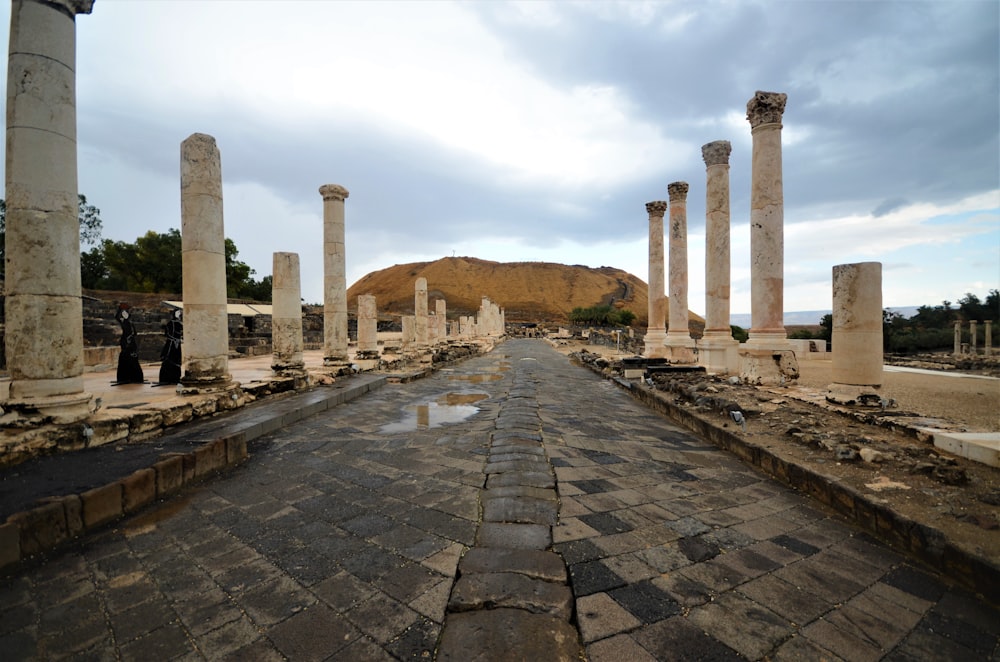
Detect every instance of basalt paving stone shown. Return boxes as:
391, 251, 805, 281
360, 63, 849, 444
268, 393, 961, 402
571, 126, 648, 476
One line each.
554, 538, 605, 565
769, 533, 822, 556
677, 535, 722, 563
578, 511, 635, 535
571, 478, 620, 494
437, 608, 582, 661
568, 559, 628, 596
449, 572, 573, 618
481, 495, 558, 525
630, 616, 745, 661
881, 564, 948, 603
608, 579, 683, 624
486, 471, 554, 489
459, 548, 567, 582
476, 522, 551, 550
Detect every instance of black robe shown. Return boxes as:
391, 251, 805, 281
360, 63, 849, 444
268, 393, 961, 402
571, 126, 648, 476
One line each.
116, 314, 144, 384
158, 317, 183, 384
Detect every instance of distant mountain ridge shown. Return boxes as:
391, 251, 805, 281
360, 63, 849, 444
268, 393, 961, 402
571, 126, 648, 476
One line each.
346, 256, 704, 326
731, 306, 921, 327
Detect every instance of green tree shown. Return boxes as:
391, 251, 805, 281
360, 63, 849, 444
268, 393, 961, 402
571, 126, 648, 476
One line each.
0, 194, 103, 277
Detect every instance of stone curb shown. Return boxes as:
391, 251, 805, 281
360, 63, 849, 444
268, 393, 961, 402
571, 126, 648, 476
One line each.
578, 361, 1000, 599
0, 376, 387, 574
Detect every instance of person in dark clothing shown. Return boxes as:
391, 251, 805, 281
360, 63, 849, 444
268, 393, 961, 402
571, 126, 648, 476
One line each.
157, 309, 183, 385
114, 303, 144, 384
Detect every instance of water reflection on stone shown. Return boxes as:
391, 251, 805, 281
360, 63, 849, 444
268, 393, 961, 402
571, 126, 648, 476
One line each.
380, 391, 489, 433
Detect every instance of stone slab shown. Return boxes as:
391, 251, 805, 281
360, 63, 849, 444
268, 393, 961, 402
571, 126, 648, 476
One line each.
459, 548, 567, 583
437, 608, 581, 661
449, 572, 572, 619
482, 496, 558, 525
486, 472, 554, 489
932, 432, 1000, 468
477, 522, 551, 550
81, 482, 123, 529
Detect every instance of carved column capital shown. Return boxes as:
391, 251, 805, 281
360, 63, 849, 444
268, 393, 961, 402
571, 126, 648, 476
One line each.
319, 184, 349, 202
667, 182, 689, 202
702, 140, 732, 167
40, 0, 94, 17
747, 91, 787, 128
645, 201, 668, 216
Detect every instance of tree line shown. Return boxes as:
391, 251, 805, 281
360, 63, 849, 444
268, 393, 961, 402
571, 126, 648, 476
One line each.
569, 304, 636, 327
0, 197, 272, 301
791, 291, 999, 353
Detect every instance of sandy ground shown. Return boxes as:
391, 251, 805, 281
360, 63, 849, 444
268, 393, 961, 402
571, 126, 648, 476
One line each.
798, 359, 1000, 432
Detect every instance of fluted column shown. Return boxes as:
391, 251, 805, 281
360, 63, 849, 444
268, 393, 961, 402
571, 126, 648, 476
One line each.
746, 91, 790, 349
664, 182, 695, 359
699, 141, 739, 374
644, 201, 668, 358
827, 262, 883, 405
271, 252, 305, 377
3, 0, 95, 423
179, 133, 234, 393
319, 184, 350, 366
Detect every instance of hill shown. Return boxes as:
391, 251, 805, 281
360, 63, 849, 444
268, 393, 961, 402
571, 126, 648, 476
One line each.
346, 256, 703, 326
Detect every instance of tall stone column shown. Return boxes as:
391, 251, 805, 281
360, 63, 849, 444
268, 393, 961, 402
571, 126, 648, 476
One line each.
3, 0, 95, 423
970, 320, 978, 354
271, 252, 305, 379
179, 134, 234, 394
739, 91, 798, 385
746, 91, 790, 350
414, 278, 429, 346
827, 262, 883, 405
986, 320, 993, 355
699, 141, 739, 374
644, 201, 668, 358
401, 316, 416, 350
319, 184, 350, 367
664, 182, 696, 361
954, 321, 963, 356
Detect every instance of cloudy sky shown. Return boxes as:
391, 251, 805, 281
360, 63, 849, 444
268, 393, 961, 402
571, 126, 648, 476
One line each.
2, 0, 998, 316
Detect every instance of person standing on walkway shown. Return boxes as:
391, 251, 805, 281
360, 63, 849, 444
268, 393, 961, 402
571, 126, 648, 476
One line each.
157, 309, 183, 385
114, 303, 144, 385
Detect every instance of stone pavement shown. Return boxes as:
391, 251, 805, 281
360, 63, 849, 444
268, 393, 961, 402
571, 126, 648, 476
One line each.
1, 339, 997, 660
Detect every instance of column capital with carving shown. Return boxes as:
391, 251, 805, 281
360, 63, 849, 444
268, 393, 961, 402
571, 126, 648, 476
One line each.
702, 140, 732, 167
747, 91, 787, 128
667, 182, 689, 202
42, 0, 94, 17
319, 184, 349, 202
645, 201, 668, 216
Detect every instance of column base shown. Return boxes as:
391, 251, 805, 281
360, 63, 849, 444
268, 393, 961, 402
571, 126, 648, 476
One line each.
699, 336, 739, 375
739, 348, 799, 386
826, 383, 884, 407
745, 329, 791, 351
643, 330, 667, 358
664, 332, 697, 363
177, 374, 237, 396
1, 390, 95, 426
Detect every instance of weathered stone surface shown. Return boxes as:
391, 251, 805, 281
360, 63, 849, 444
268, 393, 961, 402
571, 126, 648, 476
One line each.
459, 548, 567, 583
9, 501, 66, 556
486, 471, 554, 489
272, 252, 305, 374
437, 608, 581, 661
121, 468, 155, 514
482, 485, 556, 502
484, 459, 549, 475
320, 183, 350, 363
154, 455, 184, 497
477, 523, 551, 550
645, 200, 668, 358
80, 482, 122, 529
449, 573, 573, 619
0, 521, 19, 569
482, 496, 558, 525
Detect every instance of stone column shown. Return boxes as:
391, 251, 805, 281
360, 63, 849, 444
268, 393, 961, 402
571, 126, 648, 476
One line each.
357, 295, 378, 355
827, 262, 883, 405
271, 252, 306, 380
414, 278, 429, 346
739, 91, 798, 385
745, 91, 790, 350
970, 320, 978, 354
699, 141, 739, 374
401, 316, 416, 350
644, 201, 668, 357
3, 0, 95, 423
179, 134, 234, 394
664, 182, 696, 361
435, 299, 447, 342
986, 320, 993, 355
954, 320, 963, 356
319, 184, 350, 367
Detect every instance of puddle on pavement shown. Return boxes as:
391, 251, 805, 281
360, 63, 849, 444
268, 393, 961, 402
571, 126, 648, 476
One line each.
380, 391, 489, 433
449, 373, 503, 383
122, 492, 194, 537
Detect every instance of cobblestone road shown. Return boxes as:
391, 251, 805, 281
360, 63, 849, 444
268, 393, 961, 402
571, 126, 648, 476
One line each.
1, 339, 997, 660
